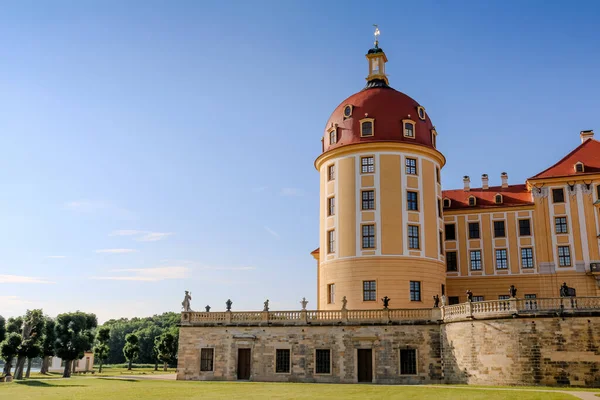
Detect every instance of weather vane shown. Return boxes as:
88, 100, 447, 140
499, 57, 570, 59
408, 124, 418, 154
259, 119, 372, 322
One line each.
373, 24, 380, 46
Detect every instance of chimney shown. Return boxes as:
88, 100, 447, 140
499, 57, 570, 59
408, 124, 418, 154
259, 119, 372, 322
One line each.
481, 174, 489, 190
463, 175, 470, 191
580, 130, 594, 143
501, 172, 508, 188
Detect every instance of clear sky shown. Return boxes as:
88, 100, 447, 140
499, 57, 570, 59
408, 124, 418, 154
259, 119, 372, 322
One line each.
1, 1, 599, 323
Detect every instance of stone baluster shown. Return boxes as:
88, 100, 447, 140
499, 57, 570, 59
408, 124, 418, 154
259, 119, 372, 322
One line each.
226, 310, 232, 324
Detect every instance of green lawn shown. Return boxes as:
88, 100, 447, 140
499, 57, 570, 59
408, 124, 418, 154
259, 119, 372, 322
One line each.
0, 378, 587, 400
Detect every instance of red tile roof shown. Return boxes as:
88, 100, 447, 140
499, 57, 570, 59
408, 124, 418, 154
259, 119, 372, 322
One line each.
442, 184, 533, 210
529, 139, 600, 180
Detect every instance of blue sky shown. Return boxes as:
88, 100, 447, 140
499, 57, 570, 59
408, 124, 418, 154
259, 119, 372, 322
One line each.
1, 1, 599, 322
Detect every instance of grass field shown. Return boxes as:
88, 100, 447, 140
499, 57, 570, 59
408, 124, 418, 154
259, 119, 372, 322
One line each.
0, 378, 592, 400
26, 367, 176, 379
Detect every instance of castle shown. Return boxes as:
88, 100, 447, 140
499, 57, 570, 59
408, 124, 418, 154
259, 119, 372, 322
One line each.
176, 32, 600, 387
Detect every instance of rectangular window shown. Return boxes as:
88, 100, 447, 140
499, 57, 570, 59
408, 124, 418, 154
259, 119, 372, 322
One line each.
436, 167, 440, 183
315, 349, 331, 374
498, 295, 510, 300
327, 230, 335, 254
519, 219, 531, 236
400, 349, 417, 375
446, 251, 458, 271
439, 231, 444, 254
200, 348, 214, 372
495, 249, 508, 269
361, 121, 373, 137
327, 283, 335, 304
555, 216, 568, 234
363, 280, 376, 301
470, 250, 482, 271
408, 225, 420, 249
521, 248, 534, 268
552, 188, 565, 203
558, 246, 571, 267
597, 185, 600, 200
327, 164, 335, 181
437, 199, 442, 218
327, 197, 335, 216
362, 190, 375, 210
329, 129, 337, 145
448, 296, 460, 305
472, 296, 484, 302
445, 224, 456, 241
468, 222, 480, 239
407, 191, 419, 211
493, 220, 506, 238
524, 294, 537, 299
275, 349, 291, 373
361, 156, 374, 173
409, 281, 421, 301
362, 225, 375, 249
404, 122, 414, 138
405, 158, 417, 175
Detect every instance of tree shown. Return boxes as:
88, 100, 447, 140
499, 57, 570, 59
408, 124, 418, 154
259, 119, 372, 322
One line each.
154, 331, 178, 371
14, 309, 45, 380
0, 316, 6, 343
6, 317, 23, 334
0, 333, 22, 376
40, 317, 56, 374
54, 312, 98, 378
93, 326, 110, 373
123, 333, 140, 371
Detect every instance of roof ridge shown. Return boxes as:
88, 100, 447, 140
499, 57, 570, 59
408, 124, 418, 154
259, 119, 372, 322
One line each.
529, 138, 599, 180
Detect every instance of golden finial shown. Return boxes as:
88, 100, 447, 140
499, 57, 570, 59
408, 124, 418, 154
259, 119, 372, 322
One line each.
373, 24, 380, 47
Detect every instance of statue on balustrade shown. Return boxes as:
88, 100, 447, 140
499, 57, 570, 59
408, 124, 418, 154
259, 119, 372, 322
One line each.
226, 299, 233, 311
441, 294, 446, 307
263, 299, 269, 312
205, 305, 211, 312
382, 296, 390, 309
341, 296, 348, 311
182, 290, 192, 312
300, 297, 308, 310
465, 290, 473, 302
509, 285, 517, 298
433, 295, 440, 308
560, 282, 576, 297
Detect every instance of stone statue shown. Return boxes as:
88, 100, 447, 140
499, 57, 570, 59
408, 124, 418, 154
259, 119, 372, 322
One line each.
433, 295, 440, 308
300, 297, 308, 310
341, 296, 348, 311
182, 290, 192, 312
205, 305, 211, 312
226, 299, 233, 311
263, 299, 269, 312
441, 295, 446, 307
509, 285, 517, 298
465, 290, 473, 302
560, 282, 569, 297
382, 296, 390, 309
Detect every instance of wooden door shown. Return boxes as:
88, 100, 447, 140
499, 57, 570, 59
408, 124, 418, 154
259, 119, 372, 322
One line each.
237, 349, 251, 380
357, 349, 372, 383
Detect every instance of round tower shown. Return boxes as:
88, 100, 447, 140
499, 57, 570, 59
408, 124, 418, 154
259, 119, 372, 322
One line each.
315, 32, 446, 310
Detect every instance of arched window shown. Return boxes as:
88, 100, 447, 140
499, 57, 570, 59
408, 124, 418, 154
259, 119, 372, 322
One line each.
575, 162, 584, 173
495, 194, 503, 204
443, 198, 451, 208
468, 196, 476, 206
360, 118, 374, 137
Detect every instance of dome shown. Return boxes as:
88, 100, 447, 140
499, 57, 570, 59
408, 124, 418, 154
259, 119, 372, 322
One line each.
322, 86, 436, 153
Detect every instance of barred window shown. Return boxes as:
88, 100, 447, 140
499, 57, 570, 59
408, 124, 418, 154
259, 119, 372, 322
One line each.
328, 164, 335, 181
519, 219, 531, 236
327, 197, 335, 216
470, 250, 482, 271
400, 349, 417, 375
495, 249, 508, 269
362, 190, 375, 210
362, 225, 375, 249
493, 221, 506, 238
445, 224, 456, 241
468, 222, 480, 239
408, 225, 420, 249
275, 349, 290, 373
446, 251, 458, 272
407, 191, 418, 211
410, 281, 421, 302
327, 230, 335, 254
521, 248, 534, 268
361, 156, 374, 173
558, 246, 571, 267
315, 349, 331, 374
200, 348, 214, 371
555, 217, 568, 234
363, 280, 376, 301
405, 158, 417, 175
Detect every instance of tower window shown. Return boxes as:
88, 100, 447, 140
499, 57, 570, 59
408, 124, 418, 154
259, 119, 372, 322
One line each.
329, 128, 337, 145
552, 188, 565, 203
327, 197, 335, 216
275, 349, 291, 374
437, 199, 442, 218
407, 191, 419, 211
405, 158, 417, 175
360, 119, 374, 137
327, 230, 335, 254
362, 225, 375, 249
468, 222, 480, 239
343, 105, 353, 119
468, 196, 476, 206
495, 194, 503, 204
519, 219, 531, 236
417, 106, 426, 121
431, 129, 437, 148
436, 167, 440, 183
521, 248, 534, 268
403, 121, 415, 138
446, 251, 458, 271
362, 190, 375, 210
558, 246, 571, 267
597, 185, 600, 199
443, 198, 451, 208
327, 164, 335, 181
445, 224, 456, 241
575, 162, 584, 173
493, 221, 506, 238
363, 280, 376, 301
409, 281, 421, 301
327, 283, 335, 304
470, 250, 482, 271
555, 216, 568, 234
495, 249, 508, 269
408, 225, 420, 249
361, 156, 374, 173
439, 231, 444, 254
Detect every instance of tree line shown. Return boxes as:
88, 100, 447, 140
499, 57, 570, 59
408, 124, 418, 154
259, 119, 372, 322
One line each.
0, 310, 179, 379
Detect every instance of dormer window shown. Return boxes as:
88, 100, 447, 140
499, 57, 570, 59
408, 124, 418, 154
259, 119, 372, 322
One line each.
495, 194, 503, 204
443, 198, 451, 208
360, 118, 374, 137
431, 129, 437, 148
343, 105, 353, 119
468, 196, 476, 206
417, 106, 426, 121
329, 128, 337, 145
575, 162, 584, 173
403, 120, 415, 138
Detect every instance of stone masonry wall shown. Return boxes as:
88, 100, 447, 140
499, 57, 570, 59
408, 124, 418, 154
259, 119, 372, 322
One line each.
442, 316, 600, 387
177, 324, 443, 384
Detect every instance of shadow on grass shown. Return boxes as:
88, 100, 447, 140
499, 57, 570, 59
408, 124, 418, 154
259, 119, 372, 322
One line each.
97, 377, 141, 383
15, 381, 85, 388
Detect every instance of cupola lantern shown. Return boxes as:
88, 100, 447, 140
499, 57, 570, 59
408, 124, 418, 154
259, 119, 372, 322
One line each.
365, 25, 389, 87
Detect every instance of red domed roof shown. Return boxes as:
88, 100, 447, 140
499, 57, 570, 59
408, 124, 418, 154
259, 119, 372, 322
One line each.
323, 87, 436, 153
